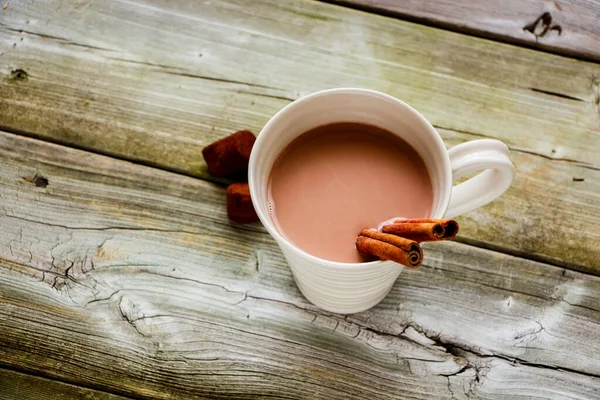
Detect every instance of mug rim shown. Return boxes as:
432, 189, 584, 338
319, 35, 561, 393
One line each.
248, 87, 452, 269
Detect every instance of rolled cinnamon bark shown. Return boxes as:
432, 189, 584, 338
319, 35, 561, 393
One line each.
356, 229, 423, 268
382, 219, 459, 242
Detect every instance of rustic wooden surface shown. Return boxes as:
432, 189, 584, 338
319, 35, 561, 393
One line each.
1, 0, 600, 398
1, 132, 600, 399
0, 369, 128, 400
328, 0, 600, 61
1, 0, 599, 275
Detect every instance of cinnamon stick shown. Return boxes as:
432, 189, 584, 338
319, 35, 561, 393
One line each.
356, 229, 423, 268
381, 219, 459, 242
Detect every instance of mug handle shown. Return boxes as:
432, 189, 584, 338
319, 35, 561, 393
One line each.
445, 139, 515, 218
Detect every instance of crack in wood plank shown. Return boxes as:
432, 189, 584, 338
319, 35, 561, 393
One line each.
1, 24, 116, 52
162, 70, 279, 90
528, 87, 584, 102
434, 124, 600, 170
87, 270, 600, 380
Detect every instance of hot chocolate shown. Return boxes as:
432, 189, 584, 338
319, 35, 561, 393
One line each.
268, 122, 433, 263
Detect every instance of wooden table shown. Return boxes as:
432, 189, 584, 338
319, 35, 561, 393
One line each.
1, 0, 599, 398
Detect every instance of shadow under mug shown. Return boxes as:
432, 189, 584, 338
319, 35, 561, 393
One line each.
248, 88, 515, 314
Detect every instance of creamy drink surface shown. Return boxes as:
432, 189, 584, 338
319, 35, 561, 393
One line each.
268, 122, 433, 263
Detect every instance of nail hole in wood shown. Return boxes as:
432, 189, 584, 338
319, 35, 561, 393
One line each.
523, 12, 562, 38
22, 173, 48, 187
10, 68, 28, 81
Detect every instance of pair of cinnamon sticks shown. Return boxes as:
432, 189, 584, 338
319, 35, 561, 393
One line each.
356, 219, 459, 268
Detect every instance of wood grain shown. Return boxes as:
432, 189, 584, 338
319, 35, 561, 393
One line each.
327, 0, 600, 62
1, 131, 600, 398
0, 368, 129, 400
1, 0, 599, 168
0, 0, 599, 274
438, 127, 600, 275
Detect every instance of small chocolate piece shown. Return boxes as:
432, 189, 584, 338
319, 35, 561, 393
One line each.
202, 130, 256, 177
227, 183, 259, 224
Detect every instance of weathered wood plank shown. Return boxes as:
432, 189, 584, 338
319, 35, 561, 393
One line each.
327, 0, 600, 62
1, 0, 599, 274
1, 0, 599, 167
438, 127, 600, 275
0, 368, 129, 400
1, 132, 599, 399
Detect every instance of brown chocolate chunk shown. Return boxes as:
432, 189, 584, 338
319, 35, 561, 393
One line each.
202, 130, 256, 177
227, 183, 259, 224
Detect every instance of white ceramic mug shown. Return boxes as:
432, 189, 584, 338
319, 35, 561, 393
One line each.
249, 88, 515, 314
